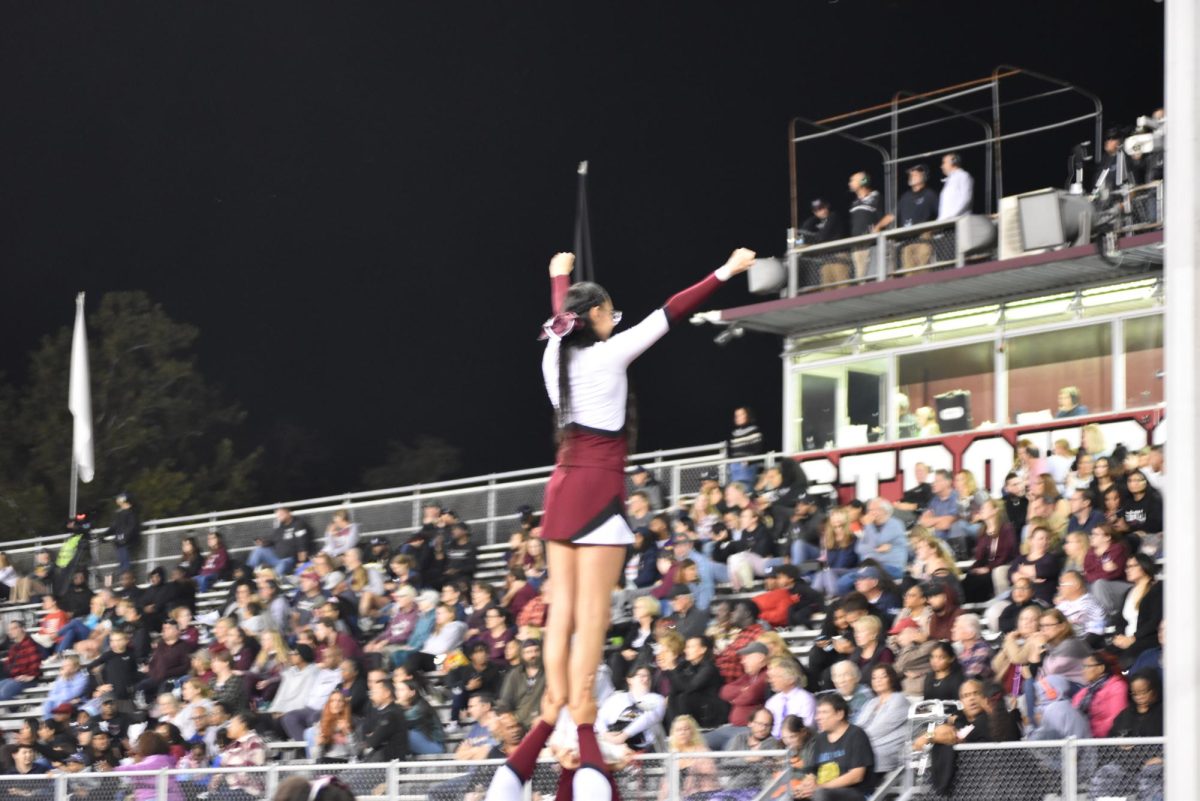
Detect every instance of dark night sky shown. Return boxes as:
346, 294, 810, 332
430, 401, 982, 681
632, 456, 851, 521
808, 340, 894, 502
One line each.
0, 2, 1164, 498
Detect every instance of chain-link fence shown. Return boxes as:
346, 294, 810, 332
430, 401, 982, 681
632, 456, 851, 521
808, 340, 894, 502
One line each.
791, 232, 883, 291
0, 443, 727, 580
886, 221, 959, 277
42, 752, 790, 801
899, 737, 1164, 801
1118, 180, 1164, 235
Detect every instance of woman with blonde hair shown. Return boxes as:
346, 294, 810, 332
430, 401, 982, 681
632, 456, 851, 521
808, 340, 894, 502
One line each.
659, 715, 719, 801
755, 630, 795, 665
248, 630, 291, 705
812, 508, 860, 596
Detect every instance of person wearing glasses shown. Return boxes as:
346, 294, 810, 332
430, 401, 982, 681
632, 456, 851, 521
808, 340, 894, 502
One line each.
1071, 651, 1128, 737
484, 248, 757, 801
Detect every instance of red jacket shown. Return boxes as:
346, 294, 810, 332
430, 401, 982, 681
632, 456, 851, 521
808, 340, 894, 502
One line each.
719, 669, 768, 726
715, 624, 764, 684
753, 589, 800, 629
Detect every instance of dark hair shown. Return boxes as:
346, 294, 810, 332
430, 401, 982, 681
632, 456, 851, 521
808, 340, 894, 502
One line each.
1131, 552, 1157, 581
554, 281, 638, 448
839, 593, 870, 616
871, 664, 902, 693
135, 731, 170, 757
686, 634, 714, 656
929, 641, 960, 671
816, 692, 850, 719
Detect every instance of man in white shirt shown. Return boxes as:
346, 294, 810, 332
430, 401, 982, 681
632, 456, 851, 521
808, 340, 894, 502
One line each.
763, 657, 815, 738
937, 152, 974, 220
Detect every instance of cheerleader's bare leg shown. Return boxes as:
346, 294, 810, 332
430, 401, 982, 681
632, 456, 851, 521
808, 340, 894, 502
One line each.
484, 544, 577, 801
568, 544, 627, 800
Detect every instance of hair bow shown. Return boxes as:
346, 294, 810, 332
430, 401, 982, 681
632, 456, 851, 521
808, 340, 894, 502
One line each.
539, 312, 582, 341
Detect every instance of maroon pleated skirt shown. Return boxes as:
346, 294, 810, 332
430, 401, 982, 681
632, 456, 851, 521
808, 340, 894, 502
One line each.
540, 428, 630, 544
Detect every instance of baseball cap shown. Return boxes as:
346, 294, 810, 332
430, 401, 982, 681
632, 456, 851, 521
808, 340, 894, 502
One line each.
853, 566, 882, 582
52, 703, 74, 715
630, 465, 649, 475
699, 469, 720, 482
811, 198, 828, 210
923, 579, 948, 596
668, 584, 694, 599
738, 642, 769, 657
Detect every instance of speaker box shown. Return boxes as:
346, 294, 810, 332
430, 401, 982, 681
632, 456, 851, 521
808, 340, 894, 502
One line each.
935, 390, 972, 433
747, 257, 786, 295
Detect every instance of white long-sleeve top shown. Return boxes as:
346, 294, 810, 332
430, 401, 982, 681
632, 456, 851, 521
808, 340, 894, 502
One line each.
938, 169, 974, 220
542, 267, 732, 433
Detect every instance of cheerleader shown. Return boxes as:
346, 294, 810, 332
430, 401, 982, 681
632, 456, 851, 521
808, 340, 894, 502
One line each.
486, 247, 756, 800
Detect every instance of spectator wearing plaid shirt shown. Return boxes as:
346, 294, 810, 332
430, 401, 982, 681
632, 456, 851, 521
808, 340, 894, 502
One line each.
210, 712, 266, 801
714, 601, 765, 685
0, 621, 42, 701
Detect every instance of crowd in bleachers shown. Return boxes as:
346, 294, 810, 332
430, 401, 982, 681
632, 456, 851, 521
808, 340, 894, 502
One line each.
0, 424, 1167, 799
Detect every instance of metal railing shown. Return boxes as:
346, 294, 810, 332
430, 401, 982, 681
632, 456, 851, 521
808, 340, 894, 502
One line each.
0, 442, 728, 578
787, 214, 996, 294
1116, 179, 1164, 236
896, 736, 1164, 801
10, 750, 792, 801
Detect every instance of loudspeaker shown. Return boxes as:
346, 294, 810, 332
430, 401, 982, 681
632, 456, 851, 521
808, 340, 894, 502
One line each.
935, 390, 972, 433
747, 257, 787, 295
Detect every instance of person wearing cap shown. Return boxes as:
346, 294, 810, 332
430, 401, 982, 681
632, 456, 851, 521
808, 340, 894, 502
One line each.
110, 492, 141, 577
799, 197, 846, 245
669, 532, 715, 612
924, 579, 962, 642
878, 163, 940, 271
753, 564, 822, 629
629, 466, 665, 511
667, 585, 709, 640
705, 641, 771, 750
843, 566, 902, 629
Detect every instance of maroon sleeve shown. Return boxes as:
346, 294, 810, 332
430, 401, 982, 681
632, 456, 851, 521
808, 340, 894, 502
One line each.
662, 273, 723, 325
551, 274, 569, 315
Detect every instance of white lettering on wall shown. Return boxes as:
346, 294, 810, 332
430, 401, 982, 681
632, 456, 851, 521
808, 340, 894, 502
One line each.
839, 451, 898, 499
961, 437, 1017, 496
898, 445, 954, 489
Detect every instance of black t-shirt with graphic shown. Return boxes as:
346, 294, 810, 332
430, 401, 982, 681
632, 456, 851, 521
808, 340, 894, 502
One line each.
811, 723, 876, 796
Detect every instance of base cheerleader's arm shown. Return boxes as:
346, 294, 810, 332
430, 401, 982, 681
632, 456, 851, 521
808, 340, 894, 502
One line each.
606, 247, 758, 367
549, 252, 574, 314
663, 247, 757, 324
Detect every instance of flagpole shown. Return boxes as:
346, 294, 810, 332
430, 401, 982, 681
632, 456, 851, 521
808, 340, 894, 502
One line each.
69, 458, 78, 520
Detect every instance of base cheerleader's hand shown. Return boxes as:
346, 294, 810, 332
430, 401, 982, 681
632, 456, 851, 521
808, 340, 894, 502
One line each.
549, 252, 576, 277
722, 248, 757, 275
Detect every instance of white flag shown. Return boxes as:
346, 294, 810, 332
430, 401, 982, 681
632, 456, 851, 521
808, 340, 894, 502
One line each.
69, 293, 95, 484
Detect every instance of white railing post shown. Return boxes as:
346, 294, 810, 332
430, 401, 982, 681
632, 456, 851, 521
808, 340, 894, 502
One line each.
670, 464, 682, 508
145, 526, 158, 581
157, 770, 169, 801
1062, 737, 1078, 800
387, 760, 400, 799
54, 774, 67, 801
266, 764, 279, 799
487, 479, 498, 546
668, 751, 681, 801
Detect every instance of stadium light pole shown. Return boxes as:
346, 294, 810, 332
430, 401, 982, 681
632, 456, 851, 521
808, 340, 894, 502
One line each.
1164, 0, 1198, 796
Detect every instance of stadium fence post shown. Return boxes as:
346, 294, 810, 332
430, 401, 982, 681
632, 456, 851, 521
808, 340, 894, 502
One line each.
53, 773, 66, 801
668, 751, 681, 801
487, 480, 497, 546
1062, 737, 1078, 800
387, 761, 400, 800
